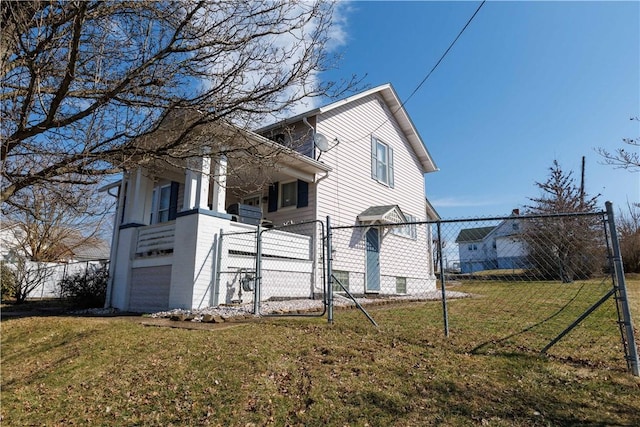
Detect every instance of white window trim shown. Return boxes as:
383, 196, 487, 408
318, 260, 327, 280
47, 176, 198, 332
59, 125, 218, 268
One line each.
392, 213, 418, 240
371, 136, 394, 187
151, 184, 171, 224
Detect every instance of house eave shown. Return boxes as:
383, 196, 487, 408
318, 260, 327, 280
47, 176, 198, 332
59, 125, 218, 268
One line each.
255, 84, 439, 174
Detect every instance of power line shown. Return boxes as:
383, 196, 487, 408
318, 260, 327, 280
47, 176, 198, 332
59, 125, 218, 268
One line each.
354, 0, 486, 143
403, 0, 486, 109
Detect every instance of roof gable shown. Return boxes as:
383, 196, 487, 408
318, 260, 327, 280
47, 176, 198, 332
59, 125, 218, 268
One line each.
358, 205, 406, 225
455, 226, 496, 243
255, 84, 438, 174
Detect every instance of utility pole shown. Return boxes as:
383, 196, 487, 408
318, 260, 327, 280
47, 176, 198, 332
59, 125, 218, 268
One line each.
580, 156, 585, 209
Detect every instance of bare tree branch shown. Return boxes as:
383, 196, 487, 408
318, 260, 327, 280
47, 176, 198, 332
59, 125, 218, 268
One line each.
596, 116, 640, 171
1, 0, 358, 212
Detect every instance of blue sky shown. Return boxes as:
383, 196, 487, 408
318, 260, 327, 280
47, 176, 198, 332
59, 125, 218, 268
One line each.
321, 1, 639, 219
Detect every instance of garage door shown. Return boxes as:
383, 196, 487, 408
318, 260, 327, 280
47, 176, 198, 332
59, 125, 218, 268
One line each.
129, 266, 171, 312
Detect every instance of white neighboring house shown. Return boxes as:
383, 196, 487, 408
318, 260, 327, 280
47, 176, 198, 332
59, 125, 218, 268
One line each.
0, 222, 110, 298
455, 210, 528, 274
105, 83, 440, 313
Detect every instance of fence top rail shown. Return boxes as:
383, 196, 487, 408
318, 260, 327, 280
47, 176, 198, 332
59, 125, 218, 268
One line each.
260, 219, 324, 234
329, 210, 607, 230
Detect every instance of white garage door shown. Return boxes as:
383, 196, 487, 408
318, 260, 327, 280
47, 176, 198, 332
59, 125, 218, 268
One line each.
129, 266, 171, 313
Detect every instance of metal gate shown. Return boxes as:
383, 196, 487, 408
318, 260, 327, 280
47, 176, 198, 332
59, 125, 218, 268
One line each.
217, 220, 328, 317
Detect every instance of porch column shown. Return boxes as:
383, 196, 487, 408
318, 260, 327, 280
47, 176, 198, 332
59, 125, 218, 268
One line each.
211, 155, 227, 213
123, 167, 153, 225
183, 156, 212, 211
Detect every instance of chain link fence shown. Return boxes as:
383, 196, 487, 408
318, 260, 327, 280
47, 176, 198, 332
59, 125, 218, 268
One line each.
217, 220, 327, 316
208, 205, 638, 374
328, 205, 638, 374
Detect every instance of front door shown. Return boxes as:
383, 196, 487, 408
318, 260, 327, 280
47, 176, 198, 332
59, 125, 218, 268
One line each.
365, 228, 380, 292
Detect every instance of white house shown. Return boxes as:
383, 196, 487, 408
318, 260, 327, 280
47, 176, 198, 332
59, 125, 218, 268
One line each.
105, 84, 440, 313
455, 210, 528, 274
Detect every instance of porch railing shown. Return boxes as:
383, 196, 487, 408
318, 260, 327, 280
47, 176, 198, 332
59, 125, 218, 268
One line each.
136, 222, 176, 256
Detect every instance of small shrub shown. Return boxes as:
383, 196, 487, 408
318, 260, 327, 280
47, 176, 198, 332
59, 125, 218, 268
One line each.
58, 264, 108, 308
1, 262, 17, 300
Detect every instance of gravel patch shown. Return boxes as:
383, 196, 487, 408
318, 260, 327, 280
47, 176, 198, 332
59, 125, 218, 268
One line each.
150, 290, 469, 323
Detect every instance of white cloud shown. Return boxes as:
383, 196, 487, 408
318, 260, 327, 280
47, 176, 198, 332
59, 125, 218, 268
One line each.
430, 197, 502, 208
275, 0, 353, 116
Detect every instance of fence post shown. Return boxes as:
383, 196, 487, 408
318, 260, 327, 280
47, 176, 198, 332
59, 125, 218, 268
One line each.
606, 201, 639, 376
254, 225, 262, 315
326, 216, 333, 324
436, 221, 449, 337
213, 229, 224, 307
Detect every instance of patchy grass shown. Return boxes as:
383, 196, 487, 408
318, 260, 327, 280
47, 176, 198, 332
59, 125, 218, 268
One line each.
2, 280, 640, 426
626, 275, 640, 319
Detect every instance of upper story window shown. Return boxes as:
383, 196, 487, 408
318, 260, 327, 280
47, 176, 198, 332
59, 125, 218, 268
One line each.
371, 136, 394, 187
280, 181, 297, 208
267, 180, 309, 213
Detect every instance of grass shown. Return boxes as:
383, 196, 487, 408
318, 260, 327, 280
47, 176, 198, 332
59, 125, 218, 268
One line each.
2, 279, 640, 426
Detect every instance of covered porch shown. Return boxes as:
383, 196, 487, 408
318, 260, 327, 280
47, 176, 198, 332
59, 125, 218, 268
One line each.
105, 127, 330, 313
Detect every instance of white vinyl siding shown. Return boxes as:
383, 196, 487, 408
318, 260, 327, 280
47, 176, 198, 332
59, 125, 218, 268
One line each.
130, 266, 171, 312
313, 92, 435, 293
315, 93, 427, 225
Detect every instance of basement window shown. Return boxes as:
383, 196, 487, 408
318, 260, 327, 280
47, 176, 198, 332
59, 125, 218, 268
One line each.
332, 270, 349, 292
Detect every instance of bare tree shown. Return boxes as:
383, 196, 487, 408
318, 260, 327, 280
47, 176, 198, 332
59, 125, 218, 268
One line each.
597, 117, 640, 171
1, 182, 112, 262
616, 202, 640, 274
524, 160, 602, 282
1, 181, 112, 303
4, 256, 54, 304
1, 0, 356, 211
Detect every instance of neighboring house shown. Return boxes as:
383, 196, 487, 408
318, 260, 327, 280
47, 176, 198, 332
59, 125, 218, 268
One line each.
0, 222, 22, 262
1, 222, 110, 298
105, 83, 440, 313
0, 222, 109, 263
455, 209, 528, 273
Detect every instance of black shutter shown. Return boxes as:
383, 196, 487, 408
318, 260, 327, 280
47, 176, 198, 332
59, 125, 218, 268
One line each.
168, 181, 179, 220
297, 180, 308, 208
268, 182, 279, 212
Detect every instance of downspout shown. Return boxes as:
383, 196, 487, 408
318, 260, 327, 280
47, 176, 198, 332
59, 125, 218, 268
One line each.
104, 179, 125, 308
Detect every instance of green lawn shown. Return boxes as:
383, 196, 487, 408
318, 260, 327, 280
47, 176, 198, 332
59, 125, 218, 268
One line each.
2, 279, 639, 426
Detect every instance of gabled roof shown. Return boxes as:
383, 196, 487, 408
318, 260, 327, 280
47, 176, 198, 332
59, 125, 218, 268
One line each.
256, 83, 438, 174
455, 226, 496, 243
358, 205, 406, 225
425, 197, 440, 221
